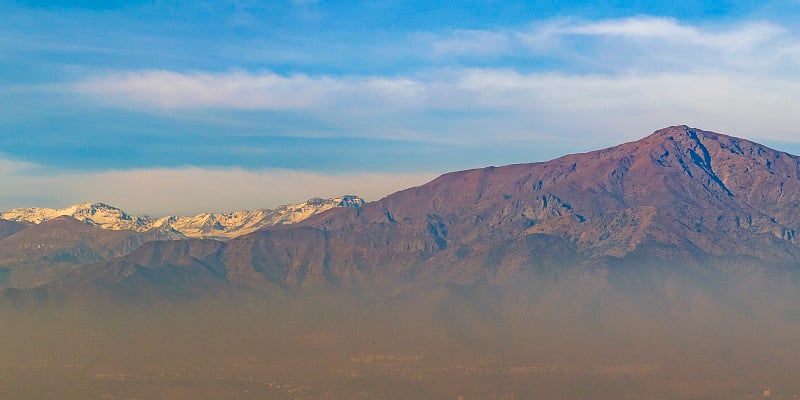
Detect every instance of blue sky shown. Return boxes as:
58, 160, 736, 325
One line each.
2, 0, 800, 214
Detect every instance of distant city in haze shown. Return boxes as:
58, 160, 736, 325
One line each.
2, 0, 800, 214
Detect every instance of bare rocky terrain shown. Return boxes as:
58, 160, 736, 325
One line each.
25, 125, 800, 296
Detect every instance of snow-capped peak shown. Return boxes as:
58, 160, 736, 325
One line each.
0, 195, 366, 240
0, 202, 150, 230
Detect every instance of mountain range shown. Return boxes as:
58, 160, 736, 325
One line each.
5, 125, 800, 301
0, 195, 365, 240
0, 196, 364, 289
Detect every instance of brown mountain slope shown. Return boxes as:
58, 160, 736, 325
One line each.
215, 125, 800, 287
6, 239, 230, 305
302, 125, 800, 258
0, 216, 185, 288
0, 219, 25, 240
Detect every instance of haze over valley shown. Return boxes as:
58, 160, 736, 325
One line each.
3, 126, 800, 398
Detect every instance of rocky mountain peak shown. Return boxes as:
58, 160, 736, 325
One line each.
336, 195, 367, 208
296, 126, 800, 281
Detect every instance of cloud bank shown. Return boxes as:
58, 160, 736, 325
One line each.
0, 158, 436, 216
70, 17, 800, 143
73, 69, 800, 143
74, 70, 424, 110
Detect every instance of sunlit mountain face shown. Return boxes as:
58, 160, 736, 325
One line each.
3, 126, 800, 399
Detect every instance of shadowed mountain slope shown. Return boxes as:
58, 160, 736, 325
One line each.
0, 216, 184, 288
0, 219, 25, 240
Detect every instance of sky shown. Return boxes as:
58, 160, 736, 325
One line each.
2, 0, 800, 215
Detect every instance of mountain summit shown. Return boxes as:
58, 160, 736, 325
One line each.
282, 125, 800, 276
0, 202, 146, 229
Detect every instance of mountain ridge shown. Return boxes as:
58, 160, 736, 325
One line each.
0, 195, 366, 240
0, 195, 365, 289
16, 125, 800, 300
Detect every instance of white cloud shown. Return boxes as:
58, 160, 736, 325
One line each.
424, 16, 794, 73
73, 70, 425, 110
562, 17, 784, 52
69, 67, 800, 143
67, 17, 800, 144
417, 69, 800, 142
0, 159, 437, 216
74, 70, 340, 109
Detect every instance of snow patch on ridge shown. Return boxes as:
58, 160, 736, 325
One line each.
0, 196, 366, 240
